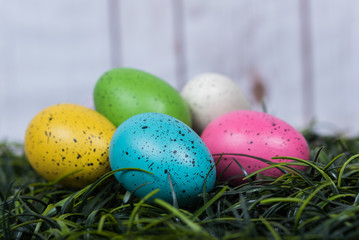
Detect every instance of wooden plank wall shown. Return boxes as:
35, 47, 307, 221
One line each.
0, 0, 359, 141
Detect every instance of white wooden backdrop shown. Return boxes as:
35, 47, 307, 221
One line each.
1, 0, 359, 141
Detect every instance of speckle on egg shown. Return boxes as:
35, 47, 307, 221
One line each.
24, 104, 116, 189
94, 68, 192, 127
181, 73, 251, 134
201, 110, 310, 185
109, 112, 216, 207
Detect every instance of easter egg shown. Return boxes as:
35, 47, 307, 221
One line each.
181, 73, 250, 134
94, 68, 192, 127
24, 104, 116, 188
109, 112, 216, 206
201, 110, 310, 185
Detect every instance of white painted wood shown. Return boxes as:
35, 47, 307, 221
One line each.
0, 1, 111, 141
1, 0, 359, 141
0, 1, 7, 140
120, 0, 177, 87
254, 1, 305, 129
311, 0, 359, 136
183, 0, 305, 128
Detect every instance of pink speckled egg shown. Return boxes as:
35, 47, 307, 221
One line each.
201, 110, 310, 185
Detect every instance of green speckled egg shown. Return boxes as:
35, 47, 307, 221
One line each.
24, 103, 116, 188
93, 68, 192, 127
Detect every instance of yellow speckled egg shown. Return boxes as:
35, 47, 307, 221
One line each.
24, 103, 116, 188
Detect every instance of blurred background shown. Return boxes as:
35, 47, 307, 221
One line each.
1, 0, 359, 142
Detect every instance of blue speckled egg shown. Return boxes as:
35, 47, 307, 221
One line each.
109, 112, 216, 206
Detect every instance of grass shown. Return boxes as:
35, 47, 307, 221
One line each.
1, 130, 359, 239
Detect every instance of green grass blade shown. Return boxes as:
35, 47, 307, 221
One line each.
260, 217, 281, 240
338, 154, 359, 188
193, 186, 228, 220
155, 198, 203, 233
260, 198, 306, 205
294, 182, 332, 229
127, 189, 160, 233
272, 156, 339, 195
322, 153, 345, 172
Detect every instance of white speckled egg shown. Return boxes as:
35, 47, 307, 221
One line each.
181, 73, 251, 134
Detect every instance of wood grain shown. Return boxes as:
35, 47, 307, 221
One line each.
172, 0, 187, 89
108, 0, 122, 68
120, 0, 177, 87
311, 0, 359, 135
299, 0, 314, 125
0, 1, 110, 140
1, 1, 359, 140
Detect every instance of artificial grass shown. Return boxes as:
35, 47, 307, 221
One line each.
1, 130, 359, 239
